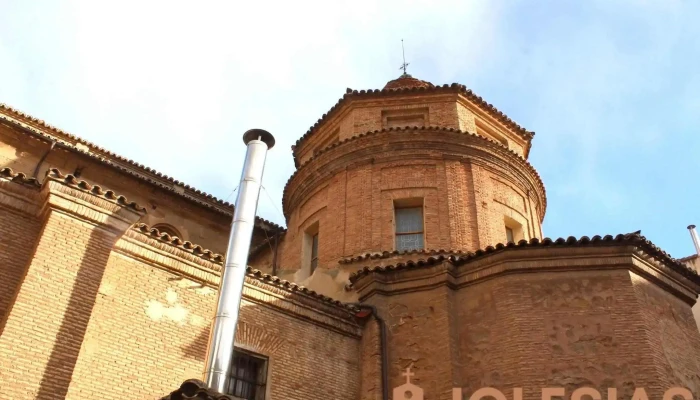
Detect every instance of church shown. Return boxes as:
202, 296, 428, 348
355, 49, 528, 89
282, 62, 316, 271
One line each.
1, 72, 700, 400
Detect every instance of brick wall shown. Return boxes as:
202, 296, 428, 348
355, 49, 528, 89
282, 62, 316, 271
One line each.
0, 174, 362, 400
456, 270, 656, 400
0, 204, 41, 330
63, 249, 361, 400
279, 151, 542, 281
631, 273, 700, 395
0, 208, 126, 399
352, 247, 700, 400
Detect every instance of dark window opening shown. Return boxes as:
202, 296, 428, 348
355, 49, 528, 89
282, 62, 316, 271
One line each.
310, 233, 319, 273
506, 226, 514, 243
227, 349, 268, 400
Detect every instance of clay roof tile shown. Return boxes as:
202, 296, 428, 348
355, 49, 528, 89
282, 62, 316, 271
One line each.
347, 232, 700, 285
0, 167, 40, 187
0, 104, 285, 233
292, 80, 535, 165
160, 379, 236, 400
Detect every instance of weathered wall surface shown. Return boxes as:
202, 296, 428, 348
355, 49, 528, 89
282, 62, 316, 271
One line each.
455, 270, 656, 400
278, 133, 543, 302
351, 249, 700, 400
631, 273, 700, 395
0, 173, 361, 400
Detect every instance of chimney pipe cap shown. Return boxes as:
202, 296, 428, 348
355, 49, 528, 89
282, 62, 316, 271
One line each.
689, 225, 697, 230
243, 129, 275, 149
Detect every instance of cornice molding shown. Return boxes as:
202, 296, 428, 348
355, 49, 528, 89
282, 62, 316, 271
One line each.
283, 127, 546, 220
0, 169, 42, 215
351, 243, 700, 305
39, 169, 146, 233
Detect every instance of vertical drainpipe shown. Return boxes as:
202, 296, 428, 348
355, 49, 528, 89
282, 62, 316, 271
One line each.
271, 232, 279, 276
348, 303, 389, 400
202, 129, 275, 394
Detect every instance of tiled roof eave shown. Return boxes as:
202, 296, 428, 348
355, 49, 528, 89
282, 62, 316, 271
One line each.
0, 105, 285, 233
132, 223, 356, 313
292, 83, 534, 163
283, 126, 547, 221
339, 248, 469, 264
348, 234, 700, 286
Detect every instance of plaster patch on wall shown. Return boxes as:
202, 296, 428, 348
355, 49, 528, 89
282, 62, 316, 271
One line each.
144, 288, 192, 325
189, 314, 207, 328
195, 286, 215, 296
293, 268, 358, 303
98, 282, 115, 296
165, 288, 178, 304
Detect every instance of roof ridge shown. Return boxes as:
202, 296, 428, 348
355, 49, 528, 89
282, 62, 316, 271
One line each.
348, 233, 700, 285
0, 104, 285, 232
45, 168, 146, 212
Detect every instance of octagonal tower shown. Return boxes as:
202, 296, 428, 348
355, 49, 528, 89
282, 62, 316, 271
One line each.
249, 74, 547, 300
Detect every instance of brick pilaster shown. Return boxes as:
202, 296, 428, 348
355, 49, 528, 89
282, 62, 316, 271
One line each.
0, 171, 145, 400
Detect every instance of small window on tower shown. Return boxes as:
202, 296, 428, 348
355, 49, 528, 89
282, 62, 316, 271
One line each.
394, 198, 425, 251
227, 348, 268, 400
302, 221, 320, 275
310, 232, 319, 273
504, 216, 524, 244
505, 227, 514, 243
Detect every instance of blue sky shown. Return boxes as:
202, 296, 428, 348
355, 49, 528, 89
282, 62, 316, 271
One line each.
1, 0, 698, 258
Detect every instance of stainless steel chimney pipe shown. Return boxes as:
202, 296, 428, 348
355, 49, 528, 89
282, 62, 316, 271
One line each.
203, 129, 275, 393
689, 225, 700, 256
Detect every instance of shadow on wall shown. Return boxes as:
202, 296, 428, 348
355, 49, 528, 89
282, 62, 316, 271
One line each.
183, 326, 210, 362
176, 292, 361, 400
35, 228, 119, 400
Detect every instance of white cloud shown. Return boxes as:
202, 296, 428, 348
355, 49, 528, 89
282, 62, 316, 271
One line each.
0, 0, 498, 227
1, 0, 698, 259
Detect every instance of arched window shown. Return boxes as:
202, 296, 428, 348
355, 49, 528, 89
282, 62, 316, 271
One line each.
152, 223, 183, 240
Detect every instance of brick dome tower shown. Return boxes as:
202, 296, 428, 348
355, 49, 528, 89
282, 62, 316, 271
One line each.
252, 74, 546, 300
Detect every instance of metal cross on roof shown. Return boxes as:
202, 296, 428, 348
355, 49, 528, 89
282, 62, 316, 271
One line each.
399, 39, 410, 75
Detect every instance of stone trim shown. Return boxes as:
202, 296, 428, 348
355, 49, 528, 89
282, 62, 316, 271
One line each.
116, 224, 361, 337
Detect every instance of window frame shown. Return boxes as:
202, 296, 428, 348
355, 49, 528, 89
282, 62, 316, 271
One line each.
310, 232, 319, 273
393, 198, 425, 251
503, 216, 524, 244
505, 226, 515, 243
302, 221, 320, 275
227, 348, 269, 400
